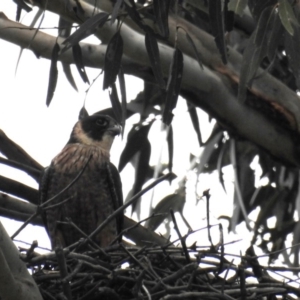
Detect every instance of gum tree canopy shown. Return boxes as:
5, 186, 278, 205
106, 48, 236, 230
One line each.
1, 0, 300, 288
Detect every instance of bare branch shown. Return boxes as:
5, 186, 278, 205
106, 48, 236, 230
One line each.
0, 129, 43, 172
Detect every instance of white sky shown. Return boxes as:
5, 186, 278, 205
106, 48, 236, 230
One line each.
0, 1, 284, 277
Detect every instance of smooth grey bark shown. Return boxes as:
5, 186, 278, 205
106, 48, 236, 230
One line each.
0, 221, 43, 300
0, 6, 299, 166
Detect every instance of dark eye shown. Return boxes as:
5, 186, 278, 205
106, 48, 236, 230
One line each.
96, 118, 107, 126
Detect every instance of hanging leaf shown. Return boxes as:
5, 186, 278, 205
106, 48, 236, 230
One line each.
103, 31, 123, 90
109, 83, 122, 125
238, 6, 274, 102
198, 131, 223, 175
185, 32, 204, 70
146, 193, 185, 231
118, 67, 127, 134
15, 8, 44, 74
62, 63, 78, 91
209, 0, 227, 64
13, 0, 32, 13
119, 121, 154, 172
267, 11, 283, 62
46, 43, 60, 107
72, 44, 89, 84
230, 139, 253, 231
123, 1, 148, 33
16, 6, 22, 22
224, 0, 235, 32
153, 0, 170, 38
292, 222, 300, 268
163, 48, 183, 125
285, 25, 300, 89
58, 17, 78, 91
131, 139, 151, 216
62, 13, 109, 51
253, 186, 280, 233
58, 17, 72, 38
111, 0, 124, 25
167, 125, 173, 177
74, 0, 85, 19
145, 31, 165, 89
248, 0, 277, 20
217, 141, 228, 193
268, 187, 296, 262
228, 0, 247, 17
187, 102, 202, 147
278, 0, 298, 36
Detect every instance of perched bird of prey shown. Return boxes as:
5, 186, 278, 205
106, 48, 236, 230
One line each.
39, 113, 123, 249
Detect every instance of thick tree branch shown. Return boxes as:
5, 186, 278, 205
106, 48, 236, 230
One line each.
0, 11, 299, 166
0, 157, 41, 182
0, 129, 43, 172
0, 190, 167, 246
0, 221, 43, 300
0, 193, 42, 225
26, 0, 300, 131
0, 175, 39, 204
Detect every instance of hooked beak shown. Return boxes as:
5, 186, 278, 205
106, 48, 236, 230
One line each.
108, 123, 122, 136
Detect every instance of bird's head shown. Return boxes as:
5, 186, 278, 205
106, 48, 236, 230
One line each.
69, 114, 121, 151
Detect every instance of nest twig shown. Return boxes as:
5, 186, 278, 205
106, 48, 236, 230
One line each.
20, 234, 300, 300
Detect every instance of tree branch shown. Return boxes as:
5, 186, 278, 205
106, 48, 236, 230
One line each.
0, 129, 43, 172
0, 221, 43, 300
0, 157, 41, 182
0, 190, 167, 246
27, 0, 300, 131
0, 175, 39, 204
0, 9, 299, 167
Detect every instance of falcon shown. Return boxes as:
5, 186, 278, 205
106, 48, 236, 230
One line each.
39, 113, 123, 249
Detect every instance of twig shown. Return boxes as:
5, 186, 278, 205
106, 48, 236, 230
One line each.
222, 259, 234, 294
217, 223, 224, 275
133, 269, 146, 298
43, 196, 73, 210
112, 213, 166, 245
11, 155, 92, 239
58, 219, 107, 257
150, 263, 198, 294
98, 287, 121, 300
78, 281, 102, 300
41, 154, 92, 208
63, 261, 83, 283
203, 190, 214, 249
24, 240, 38, 260
84, 173, 172, 244
55, 246, 72, 300
11, 210, 40, 239
120, 244, 157, 281
142, 283, 152, 300
238, 252, 246, 300
170, 209, 190, 263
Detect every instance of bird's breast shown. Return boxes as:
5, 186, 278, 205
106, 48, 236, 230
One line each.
52, 144, 110, 173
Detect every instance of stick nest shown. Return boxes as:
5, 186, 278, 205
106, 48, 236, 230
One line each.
20, 239, 300, 300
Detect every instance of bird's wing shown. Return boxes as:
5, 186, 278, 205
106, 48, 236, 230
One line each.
38, 166, 52, 235
39, 164, 64, 248
107, 162, 123, 239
